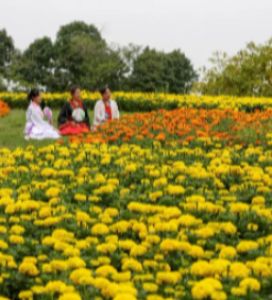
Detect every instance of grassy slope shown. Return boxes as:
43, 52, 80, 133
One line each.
0, 110, 93, 149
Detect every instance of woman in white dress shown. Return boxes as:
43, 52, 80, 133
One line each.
93, 86, 120, 127
24, 89, 60, 140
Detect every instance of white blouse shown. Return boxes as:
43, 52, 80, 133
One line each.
93, 99, 120, 126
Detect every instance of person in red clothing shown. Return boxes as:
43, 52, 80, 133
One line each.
58, 86, 90, 135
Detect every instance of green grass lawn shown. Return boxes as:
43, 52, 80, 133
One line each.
0, 110, 93, 149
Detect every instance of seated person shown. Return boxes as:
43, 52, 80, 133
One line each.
58, 86, 90, 135
24, 89, 60, 140
93, 86, 120, 127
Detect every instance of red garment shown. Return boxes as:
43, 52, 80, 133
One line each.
59, 122, 89, 136
104, 102, 112, 120
59, 98, 89, 135
70, 99, 83, 109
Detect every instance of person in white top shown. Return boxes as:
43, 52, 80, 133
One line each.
93, 86, 120, 127
24, 89, 60, 140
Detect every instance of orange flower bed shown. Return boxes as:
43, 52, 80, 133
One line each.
0, 100, 10, 117
70, 108, 272, 145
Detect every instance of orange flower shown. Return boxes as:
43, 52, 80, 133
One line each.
0, 100, 10, 117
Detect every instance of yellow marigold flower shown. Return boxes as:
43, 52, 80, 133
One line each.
229, 202, 249, 213
45, 280, 67, 293
94, 173, 106, 184
153, 177, 168, 187
111, 220, 131, 233
248, 260, 272, 277
0, 226, 7, 234
88, 195, 101, 202
63, 247, 80, 257
22, 257, 37, 264
104, 207, 119, 217
195, 227, 215, 239
113, 294, 136, 300
178, 214, 202, 227
94, 184, 115, 195
191, 260, 211, 276
252, 196, 265, 205
41, 168, 56, 177
237, 240, 259, 253
75, 239, 90, 250
219, 246, 237, 259
186, 195, 205, 203
112, 271, 131, 282
70, 268, 92, 284
31, 285, 46, 294
149, 191, 163, 202
122, 258, 143, 272
67, 257, 86, 269
42, 263, 52, 273
146, 295, 164, 300
211, 291, 227, 300
58, 293, 82, 300
0, 240, 8, 249
96, 265, 117, 277
19, 261, 39, 276
97, 242, 117, 254
156, 271, 181, 284
39, 206, 51, 218
220, 222, 237, 235
18, 290, 33, 300
188, 245, 205, 258
145, 234, 160, 244
130, 245, 147, 257
229, 262, 250, 278
143, 283, 158, 293
74, 193, 87, 202
45, 187, 60, 198
231, 287, 246, 296
50, 260, 68, 272
9, 235, 24, 244
91, 223, 109, 235
167, 184, 185, 195
191, 277, 223, 300
239, 277, 261, 292
125, 163, 137, 173
10, 225, 25, 235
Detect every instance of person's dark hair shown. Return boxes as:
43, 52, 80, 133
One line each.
28, 88, 40, 101
99, 86, 110, 95
70, 86, 80, 96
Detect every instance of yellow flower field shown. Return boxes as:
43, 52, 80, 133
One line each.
1, 91, 272, 111
0, 132, 272, 299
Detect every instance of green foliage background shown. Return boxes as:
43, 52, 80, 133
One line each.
0, 22, 197, 93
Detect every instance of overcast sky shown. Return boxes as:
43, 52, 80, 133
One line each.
0, 0, 272, 68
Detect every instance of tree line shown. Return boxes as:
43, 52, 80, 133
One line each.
1, 21, 272, 96
0, 21, 197, 93
196, 39, 272, 97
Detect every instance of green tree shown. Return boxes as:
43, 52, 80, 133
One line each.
129, 47, 197, 93
130, 47, 168, 92
0, 29, 14, 72
164, 50, 197, 93
200, 39, 272, 96
14, 37, 55, 90
53, 21, 126, 91
0, 29, 15, 90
